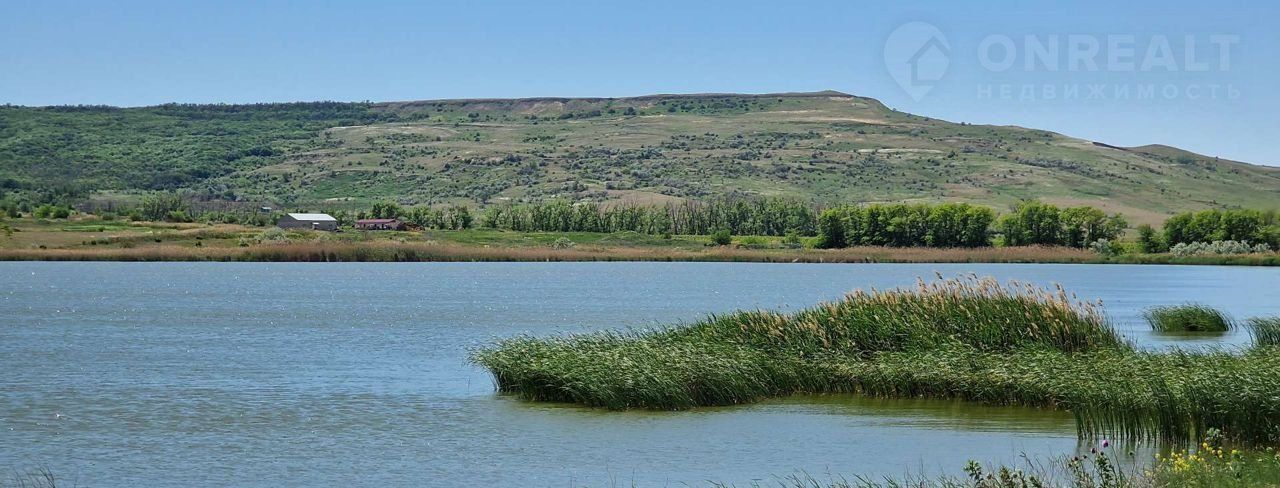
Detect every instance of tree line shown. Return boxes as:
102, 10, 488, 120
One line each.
477, 198, 1128, 249
478, 198, 818, 236
994, 201, 1127, 248
815, 203, 996, 248
1137, 208, 1280, 252
35, 189, 1278, 255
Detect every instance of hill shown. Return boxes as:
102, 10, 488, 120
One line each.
2, 91, 1278, 224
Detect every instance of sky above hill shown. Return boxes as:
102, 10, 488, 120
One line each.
2, 0, 1277, 166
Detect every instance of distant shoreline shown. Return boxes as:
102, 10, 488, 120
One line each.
3, 219, 1277, 265
2, 241, 1278, 265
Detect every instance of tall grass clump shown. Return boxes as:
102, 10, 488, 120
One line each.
715, 275, 1124, 355
474, 276, 1280, 446
1145, 304, 1233, 332
1247, 317, 1280, 347
474, 276, 1123, 408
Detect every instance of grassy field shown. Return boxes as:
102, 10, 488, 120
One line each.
474, 276, 1280, 447
6, 92, 1280, 223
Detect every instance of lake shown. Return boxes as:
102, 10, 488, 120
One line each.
3, 262, 1279, 487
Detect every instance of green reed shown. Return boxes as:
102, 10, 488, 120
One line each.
472, 276, 1280, 446
1144, 304, 1233, 332
1248, 317, 1280, 347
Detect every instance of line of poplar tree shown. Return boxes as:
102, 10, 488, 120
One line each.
1137, 208, 1280, 252
478, 198, 818, 236
477, 198, 1127, 249
815, 202, 996, 248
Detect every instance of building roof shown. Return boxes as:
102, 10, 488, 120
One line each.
286, 213, 337, 221
357, 219, 400, 224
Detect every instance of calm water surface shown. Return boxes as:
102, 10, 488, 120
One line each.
2, 262, 1279, 487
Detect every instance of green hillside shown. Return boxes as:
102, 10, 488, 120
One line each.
3, 91, 1277, 224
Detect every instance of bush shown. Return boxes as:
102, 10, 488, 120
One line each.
710, 228, 732, 246
551, 237, 575, 249
781, 231, 802, 249
243, 227, 292, 246
165, 210, 192, 223
1089, 238, 1122, 256
33, 204, 70, 219
1170, 240, 1272, 256
1145, 304, 1233, 332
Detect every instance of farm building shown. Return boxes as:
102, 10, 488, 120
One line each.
277, 213, 338, 231
355, 218, 406, 231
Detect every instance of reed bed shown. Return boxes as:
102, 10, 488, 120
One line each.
1144, 304, 1233, 332
473, 276, 1280, 446
1248, 317, 1280, 347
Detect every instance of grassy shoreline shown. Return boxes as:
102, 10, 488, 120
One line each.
1, 217, 1278, 264
4, 240, 1280, 265
0, 241, 1104, 263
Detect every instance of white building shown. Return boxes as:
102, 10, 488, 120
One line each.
277, 213, 338, 231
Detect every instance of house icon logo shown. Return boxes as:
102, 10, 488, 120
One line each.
884, 22, 951, 101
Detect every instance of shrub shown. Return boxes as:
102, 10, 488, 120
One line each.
781, 231, 802, 249
1145, 304, 1233, 332
1089, 238, 1121, 256
710, 228, 732, 246
736, 236, 771, 249
551, 237, 575, 249
33, 204, 69, 219
244, 227, 292, 245
1169, 240, 1272, 256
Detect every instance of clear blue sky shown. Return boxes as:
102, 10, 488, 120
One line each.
3, 0, 1277, 165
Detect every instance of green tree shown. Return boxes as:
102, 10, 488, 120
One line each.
1136, 224, 1164, 253
370, 201, 403, 219
139, 193, 189, 221
998, 201, 1061, 246
816, 208, 847, 248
